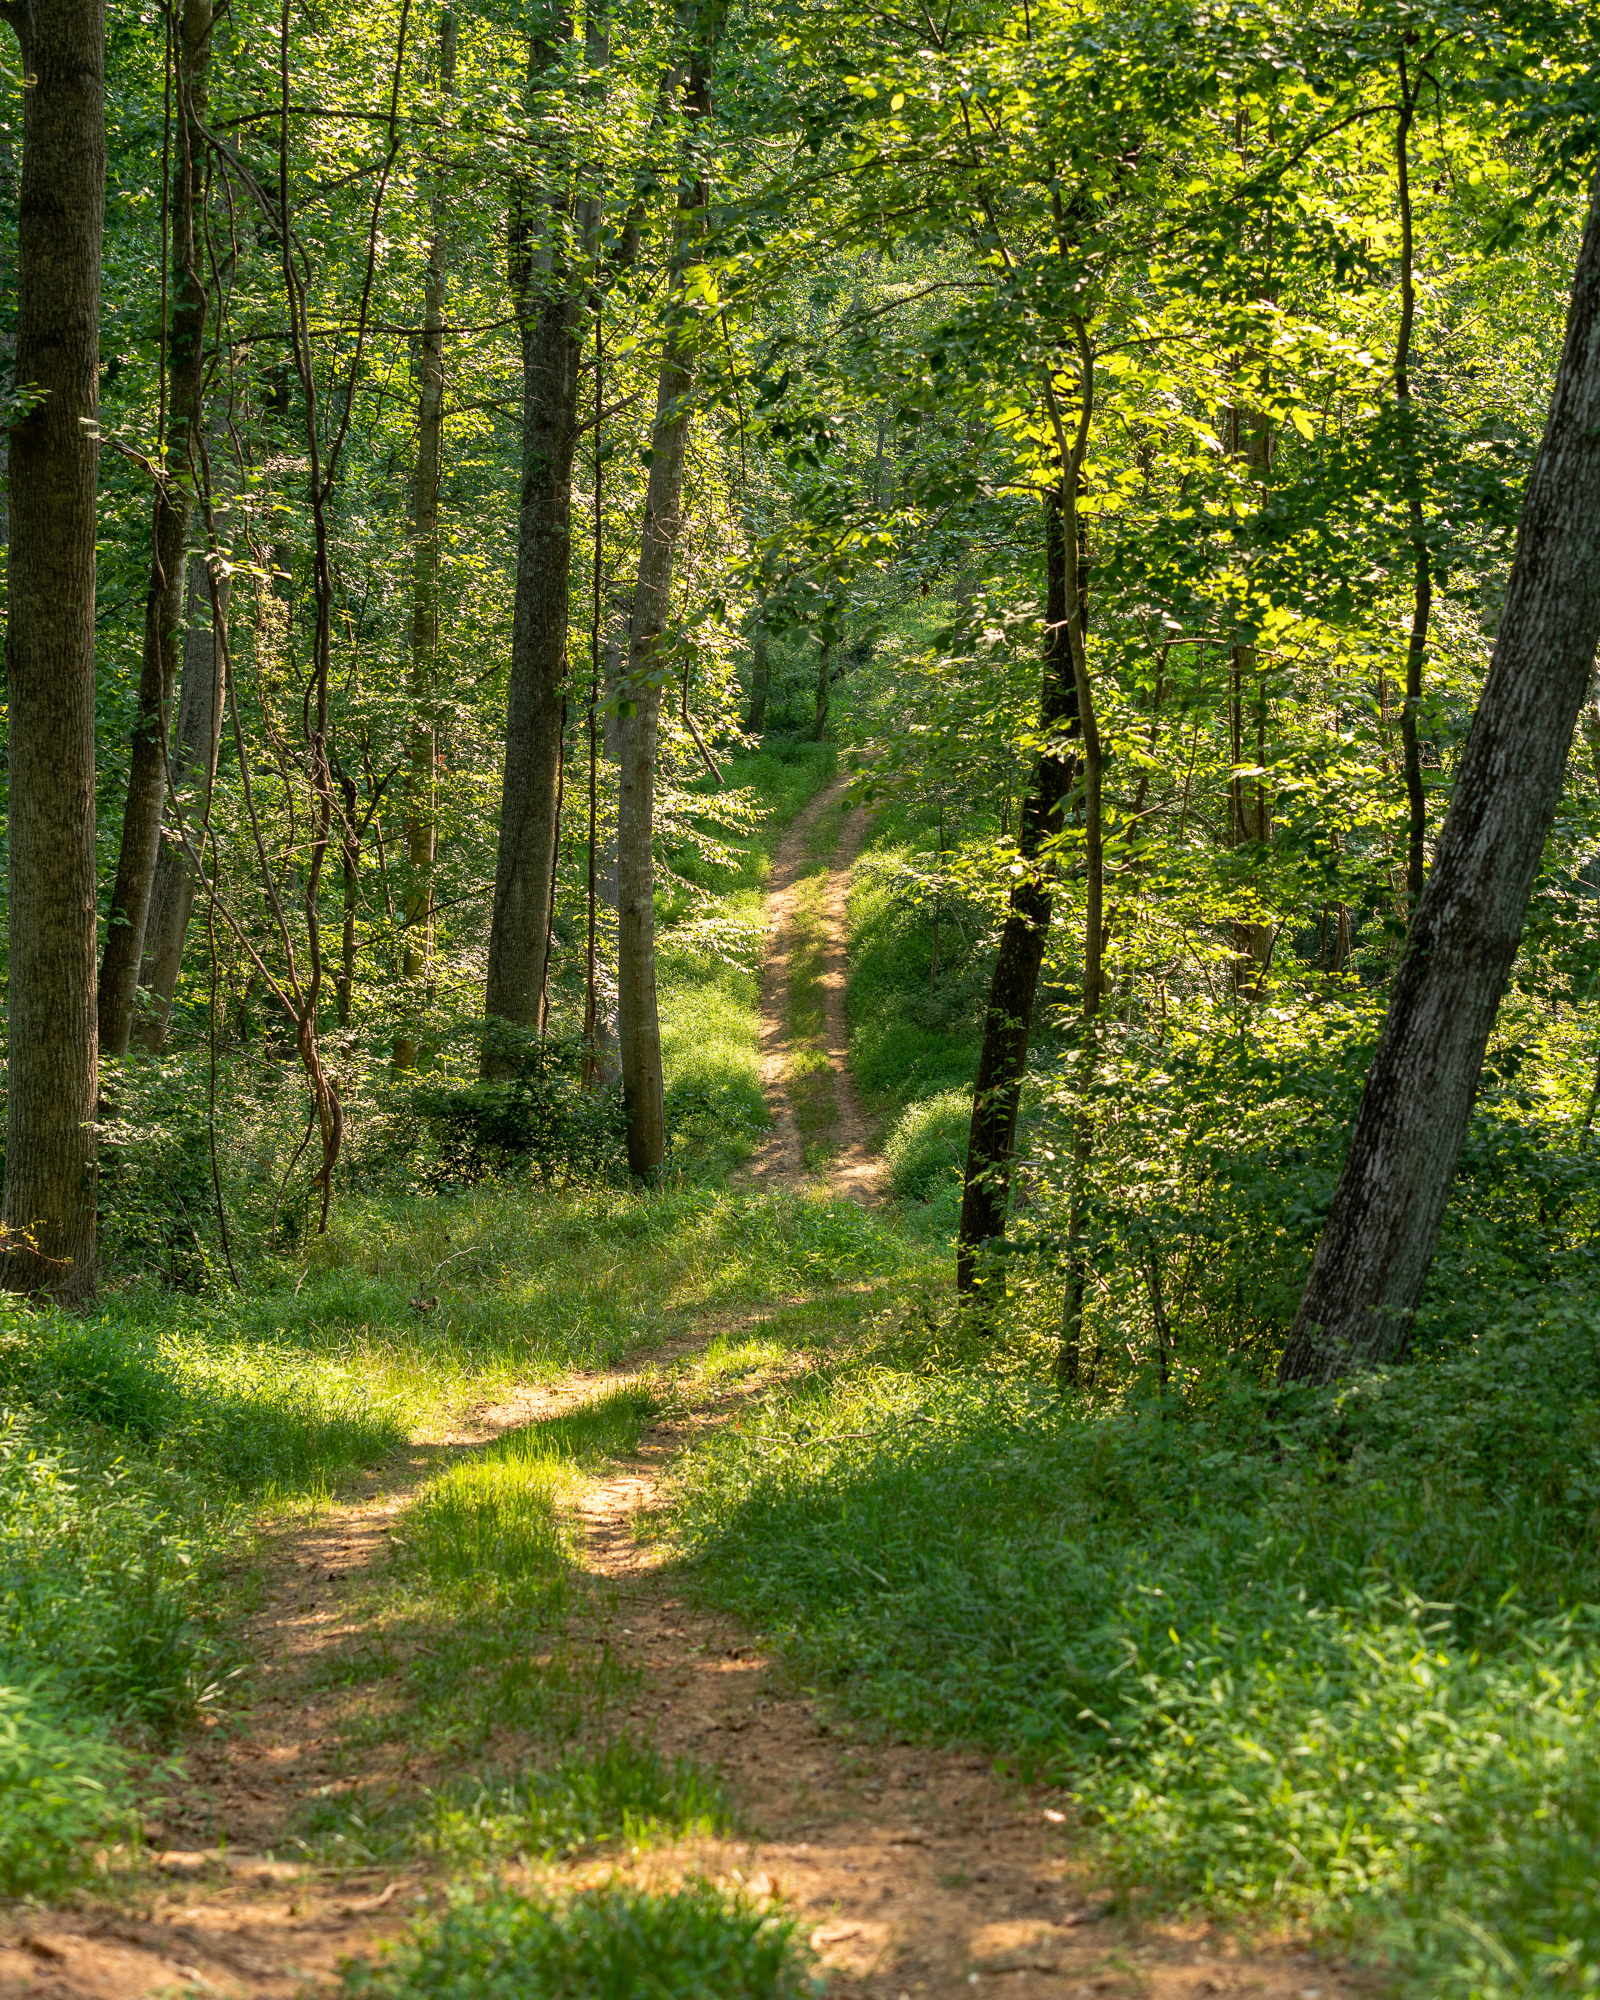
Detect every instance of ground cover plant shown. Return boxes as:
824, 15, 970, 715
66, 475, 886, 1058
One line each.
336, 1881, 814, 2000
673, 1294, 1600, 1996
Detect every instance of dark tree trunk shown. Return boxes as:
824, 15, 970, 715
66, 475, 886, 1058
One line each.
98, 0, 213, 1057
395, 7, 455, 1074
616, 21, 714, 1179
483, 31, 584, 1072
956, 484, 1079, 1292
131, 550, 228, 1054
1278, 168, 1600, 1384
1, 0, 105, 1297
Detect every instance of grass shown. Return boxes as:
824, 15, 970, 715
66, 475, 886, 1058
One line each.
297, 1736, 731, 1871
337, 1880, 813, 1999
671, 1299, 1600, 1996
659, 739, 838, 1177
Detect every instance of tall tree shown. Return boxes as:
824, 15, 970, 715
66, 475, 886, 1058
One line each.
0, 0, 106, 1296
99, 0, 215, 1057
615, 7, 715, 1179
394, 4, 457, 1073
483, 13, 587, 1068
1277, 166, 1600, 1385
956, 480, 1079, 1293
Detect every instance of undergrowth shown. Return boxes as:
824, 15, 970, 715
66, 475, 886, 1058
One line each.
673, 1298, 1600, 1997
337, 1880, 814, 1999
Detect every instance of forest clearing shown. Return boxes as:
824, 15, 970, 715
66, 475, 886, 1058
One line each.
2, 0, 1600, 1994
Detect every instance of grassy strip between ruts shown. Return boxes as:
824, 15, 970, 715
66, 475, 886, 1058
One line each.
670, 1298, 1600, 1999
336, 1880, 816, 1999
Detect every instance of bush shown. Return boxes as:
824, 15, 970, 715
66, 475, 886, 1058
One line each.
338, 1882, 814, 2000
411, 1027, 625, 1189
884, 1089, 969, 1203
0, 1681, 137, 1896
0, 1406, 210, 1725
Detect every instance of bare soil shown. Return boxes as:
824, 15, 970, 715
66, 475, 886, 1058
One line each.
0, 783, 1368, 2000
746, 774, 883, 1204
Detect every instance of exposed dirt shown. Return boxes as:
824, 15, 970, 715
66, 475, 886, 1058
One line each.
747, 774, 883, 1204
0, 785, 1369, 1999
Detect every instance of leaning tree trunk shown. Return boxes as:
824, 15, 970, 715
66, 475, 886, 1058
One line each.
98, 0, 213, 1057
615, 25, 714, 1179
956, 483, 1079, 1293
131, 550, 228, 1053
482, 31, 586, 1074
394, 7, 456, 1073
0, 0, 105, 1298
1277, 165, 1600, 1385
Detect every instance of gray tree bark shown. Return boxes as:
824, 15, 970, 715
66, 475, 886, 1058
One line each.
99, 0, 214, 1057
615, 21, 713, 1179
483, 25, 586, 1070
1278, 167, 1600, 1384
0, 0, 105, 1298
131, 551, 228, 1054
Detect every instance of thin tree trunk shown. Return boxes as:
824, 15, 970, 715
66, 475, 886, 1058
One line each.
616, 17, 714, 1179
395, 7, 456, 1073
483, 26, 586, 1072
745, 616, 768, 733
956, 482, 1079, 1293
1278, 167, 1600, 1384
812, 634, 831, 740
1058, 335, 1102, 1392
99, 0, 213, 1057
0, 0, 105, 1298
1395, 48, 1431, 906
132, 550, 228, 1053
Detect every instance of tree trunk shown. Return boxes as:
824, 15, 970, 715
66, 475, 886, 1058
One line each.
745, 617, 769, 733
812, 634, 830, 740
1, 0, 105, 1298
616, 22, 714, 1179
394, 8, 456, 1073
956, 483, 1079, 1292
1394, 49, 1431, 907
1277, 166, 1600, 1385
132, 550, 228, 1054
482, 30, 585, 1072
98, 0, 213, 1058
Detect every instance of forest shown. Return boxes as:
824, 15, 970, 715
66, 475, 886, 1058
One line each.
0, 0, 1599, 1992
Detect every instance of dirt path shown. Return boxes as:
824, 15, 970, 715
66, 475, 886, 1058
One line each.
0, 785, 1358, 2000
0, 1361, 1359, 2000
747, 773, 883, 1204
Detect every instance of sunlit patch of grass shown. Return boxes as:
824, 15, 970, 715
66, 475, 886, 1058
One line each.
426, 1735, 732, 1862
337, 1879, 813, 2000
293, 1735, 722, 1874
691, 1330, 795, 1388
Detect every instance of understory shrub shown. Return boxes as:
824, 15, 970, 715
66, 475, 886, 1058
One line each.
673, 1303, 1600, 1995
0, 1681, 138, 1896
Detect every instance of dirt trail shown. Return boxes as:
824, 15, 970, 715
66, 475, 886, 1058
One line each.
0, 783, 1360, 2000
747, 773, 883, 1203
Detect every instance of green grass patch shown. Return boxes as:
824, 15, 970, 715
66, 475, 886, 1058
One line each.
673, 1303, 1600, 1996
297, 1736, 729, 1871
338, 1880, 813, 2000
883, 1088, 969, 1211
